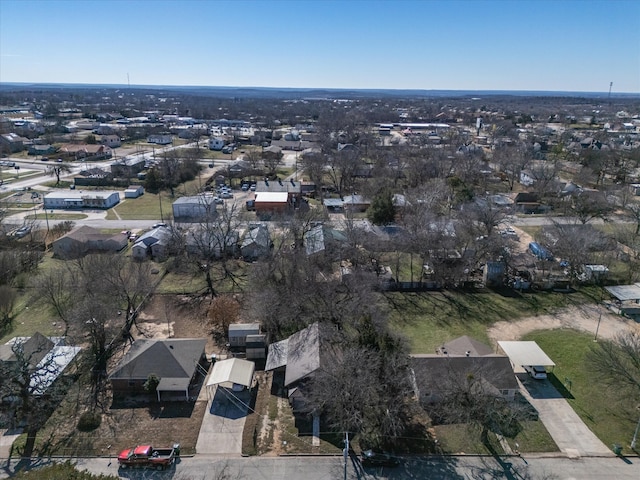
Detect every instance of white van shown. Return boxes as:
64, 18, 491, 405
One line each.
524, 365, 547, 380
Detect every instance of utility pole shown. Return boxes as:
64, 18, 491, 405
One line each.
343, 431, 349, 480
632, 407, 640, 450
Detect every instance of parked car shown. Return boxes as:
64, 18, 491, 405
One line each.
152, 223, 167, 229
11, 226, 32, 239
361, 450, 400, 468
524, 365, 547, 380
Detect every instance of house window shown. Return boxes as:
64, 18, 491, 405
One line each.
500, 389, 510, 395
128, 380, 136, 387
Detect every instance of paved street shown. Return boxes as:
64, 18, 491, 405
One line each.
1, 454, 639, 479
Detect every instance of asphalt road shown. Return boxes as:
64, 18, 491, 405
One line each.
1, 454, 639, 479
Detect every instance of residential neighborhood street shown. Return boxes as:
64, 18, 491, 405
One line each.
1, 454, 639, 479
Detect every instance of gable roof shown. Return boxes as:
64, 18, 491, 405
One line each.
134, 226, 172, 247
284, 322, 320, 386
437, 335, 494, 357
265, 322, 336, 387
0, 332, 55, 365
411, 355, 518, 395
109, 338, 206, 381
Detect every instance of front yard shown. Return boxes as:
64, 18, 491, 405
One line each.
523, 329, 639, 456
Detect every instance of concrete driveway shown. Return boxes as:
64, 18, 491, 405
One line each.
517, 374, 614, 458
195, 384, 251, 455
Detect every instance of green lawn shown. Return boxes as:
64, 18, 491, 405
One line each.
522, 329, 638, 455
106, 191, 173, 220
387, 289, 592, 353
505, 420, 558, 453
433, 424, 504, 455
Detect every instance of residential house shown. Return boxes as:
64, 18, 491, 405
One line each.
111, 157, 146, 178
412, 335, 518, 403
101, 135, 121, 148
240, 224, 272, 260
59, 143, 112, 160
172, 195, 218, 222
131, 226, 172, 260
52, 226, 128, 259
0, 133, 28, 153
411, 354, 519, 403
28, 144, 57, 156
303, 224, 348, 257
519, 170, 535, 187
342, 194, 371, 213
514, 192, 540, 214
0, 332, 81, 396
208, 137, 225, 151
108, 338, 207, 400
265, 322, 337, 413
185, 225, 240, 258
147, 134, 173, 145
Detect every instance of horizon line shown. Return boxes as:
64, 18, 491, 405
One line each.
0, 81, 638, 97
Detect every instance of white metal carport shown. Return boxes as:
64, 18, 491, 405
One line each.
498, 341, 556, 373
206, 358, 255, 397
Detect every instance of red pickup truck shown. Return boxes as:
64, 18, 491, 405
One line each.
117, 443, 180, 470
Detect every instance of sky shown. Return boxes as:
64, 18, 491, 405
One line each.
1, 0, 639, 93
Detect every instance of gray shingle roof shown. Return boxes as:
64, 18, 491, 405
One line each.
109, 338, 206, 381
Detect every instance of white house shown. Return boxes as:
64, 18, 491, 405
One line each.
147, 134, 173, 145
208, 137, 225, 151
101, 135, 121, 148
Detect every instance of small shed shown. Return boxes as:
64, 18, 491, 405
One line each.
497, 341, 556, 374
124, 185, 144, 198
246, 334, 266, 360
228, 323, 260, 348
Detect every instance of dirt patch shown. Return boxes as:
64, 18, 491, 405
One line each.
487, 303, 640, 344
133, 294, 224, 356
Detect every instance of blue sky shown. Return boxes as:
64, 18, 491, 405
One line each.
1, 0, 639, 93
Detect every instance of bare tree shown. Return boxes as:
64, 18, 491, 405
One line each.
0, 284, 16, 331
0, 335, 76, 456
588, 331, 640, 398
30, 265, 73, 335
185, 201, 243, 297
493, 143, 532, 191
46, 163, 71, 186
419, 361, 527, 447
